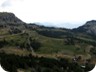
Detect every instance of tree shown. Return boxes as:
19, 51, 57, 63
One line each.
30, 39, 41, 51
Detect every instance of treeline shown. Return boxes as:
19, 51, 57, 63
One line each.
36, 29, 96, 46
36, 30, 71, 38
64, 36, 96, 46
0, 53, 95, 72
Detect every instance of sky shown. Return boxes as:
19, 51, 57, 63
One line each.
0, 0, 96, 28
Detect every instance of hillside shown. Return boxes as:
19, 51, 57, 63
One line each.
0, 12, 96, 72
73, 20, 96, 36
0, 12, 24, 24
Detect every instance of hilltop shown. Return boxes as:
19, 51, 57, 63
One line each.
73, 20, 96, 36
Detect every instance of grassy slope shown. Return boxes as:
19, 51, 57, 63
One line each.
0, 27, 96, 72
0, 27, 95, 60
25, 30, 93, 59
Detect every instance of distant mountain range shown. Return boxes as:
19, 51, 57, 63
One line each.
0, 12, 96, 36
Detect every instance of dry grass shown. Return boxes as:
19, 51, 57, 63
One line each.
0, 47, 32, 56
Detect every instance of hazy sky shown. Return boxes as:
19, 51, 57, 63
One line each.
0, 0, 96, 28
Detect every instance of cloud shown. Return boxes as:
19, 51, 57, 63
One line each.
1, 0, 24, 8
0, 0, 96, 28
39, 22, 85, 29
1, 0, 12, 7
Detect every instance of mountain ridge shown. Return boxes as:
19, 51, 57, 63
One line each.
73, 20, 96, 36
1, 12, 96, 37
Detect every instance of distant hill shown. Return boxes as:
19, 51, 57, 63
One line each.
73, 20, 96, 36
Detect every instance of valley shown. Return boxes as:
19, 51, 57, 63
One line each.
0, 12, 96, 72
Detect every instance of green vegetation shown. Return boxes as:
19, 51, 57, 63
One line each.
0, 12, 96, 72
0, 53, 95, 72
